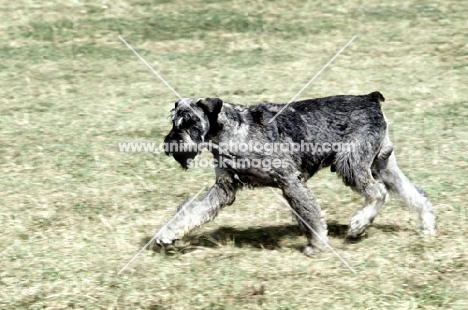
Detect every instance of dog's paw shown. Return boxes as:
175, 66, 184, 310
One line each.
153, 227, 177, 245
303, 245, 324, 256
347, 213, 369, 238
420, 225, 437, 236
154, 238, 173, 245
152, 237, 175, 252
420, 211, 437, 236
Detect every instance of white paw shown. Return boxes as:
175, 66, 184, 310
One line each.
154, 229, 176, 245
347, 212, 369, 238
421, 228, 437, 236
154, 238, 173, 245
303, 245, 324, 256
420, 211, 437, 236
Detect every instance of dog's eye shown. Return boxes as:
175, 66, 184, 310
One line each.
174, 112, 195, 129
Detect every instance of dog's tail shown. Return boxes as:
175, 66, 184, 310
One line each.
367, 91, 385, 105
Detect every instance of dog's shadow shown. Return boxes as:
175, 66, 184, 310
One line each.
144, 221, 403, 254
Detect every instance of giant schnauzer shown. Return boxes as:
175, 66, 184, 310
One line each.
157, 92, 436, 255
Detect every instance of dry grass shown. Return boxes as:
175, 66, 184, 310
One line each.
1, 0, 467, 309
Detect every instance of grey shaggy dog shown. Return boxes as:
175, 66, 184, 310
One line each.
157, 92, 437, 255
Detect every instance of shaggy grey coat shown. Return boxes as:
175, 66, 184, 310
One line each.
158, 92, 436, 255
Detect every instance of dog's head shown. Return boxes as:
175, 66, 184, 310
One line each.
164, 97, 223, 168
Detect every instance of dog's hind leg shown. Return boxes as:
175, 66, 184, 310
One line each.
374, 152, 437, 235
154, 182, 237, 245
334, 140, 388, 238
346, 171, 388, 238
280, 181, 328, 255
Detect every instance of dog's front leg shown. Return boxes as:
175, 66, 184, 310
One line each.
280, 181, 328, 255
154, 182, 237, 245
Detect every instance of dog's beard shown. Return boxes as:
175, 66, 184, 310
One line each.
164, 141, 200, 169
171, 150, 198, 169
164, 131, 202, 169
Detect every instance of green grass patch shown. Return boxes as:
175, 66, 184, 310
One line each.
1, 0, 468, 309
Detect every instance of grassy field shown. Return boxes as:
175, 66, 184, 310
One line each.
1, 0, 467, 308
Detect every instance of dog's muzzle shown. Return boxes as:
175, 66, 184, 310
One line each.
163, 132, 199, 169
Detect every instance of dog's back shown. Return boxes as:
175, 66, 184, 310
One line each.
256, 92, 388, 145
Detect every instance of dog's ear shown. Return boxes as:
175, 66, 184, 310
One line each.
197, 98, 223, 116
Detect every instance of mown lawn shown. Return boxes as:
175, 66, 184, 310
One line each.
1, 0, 467, 309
